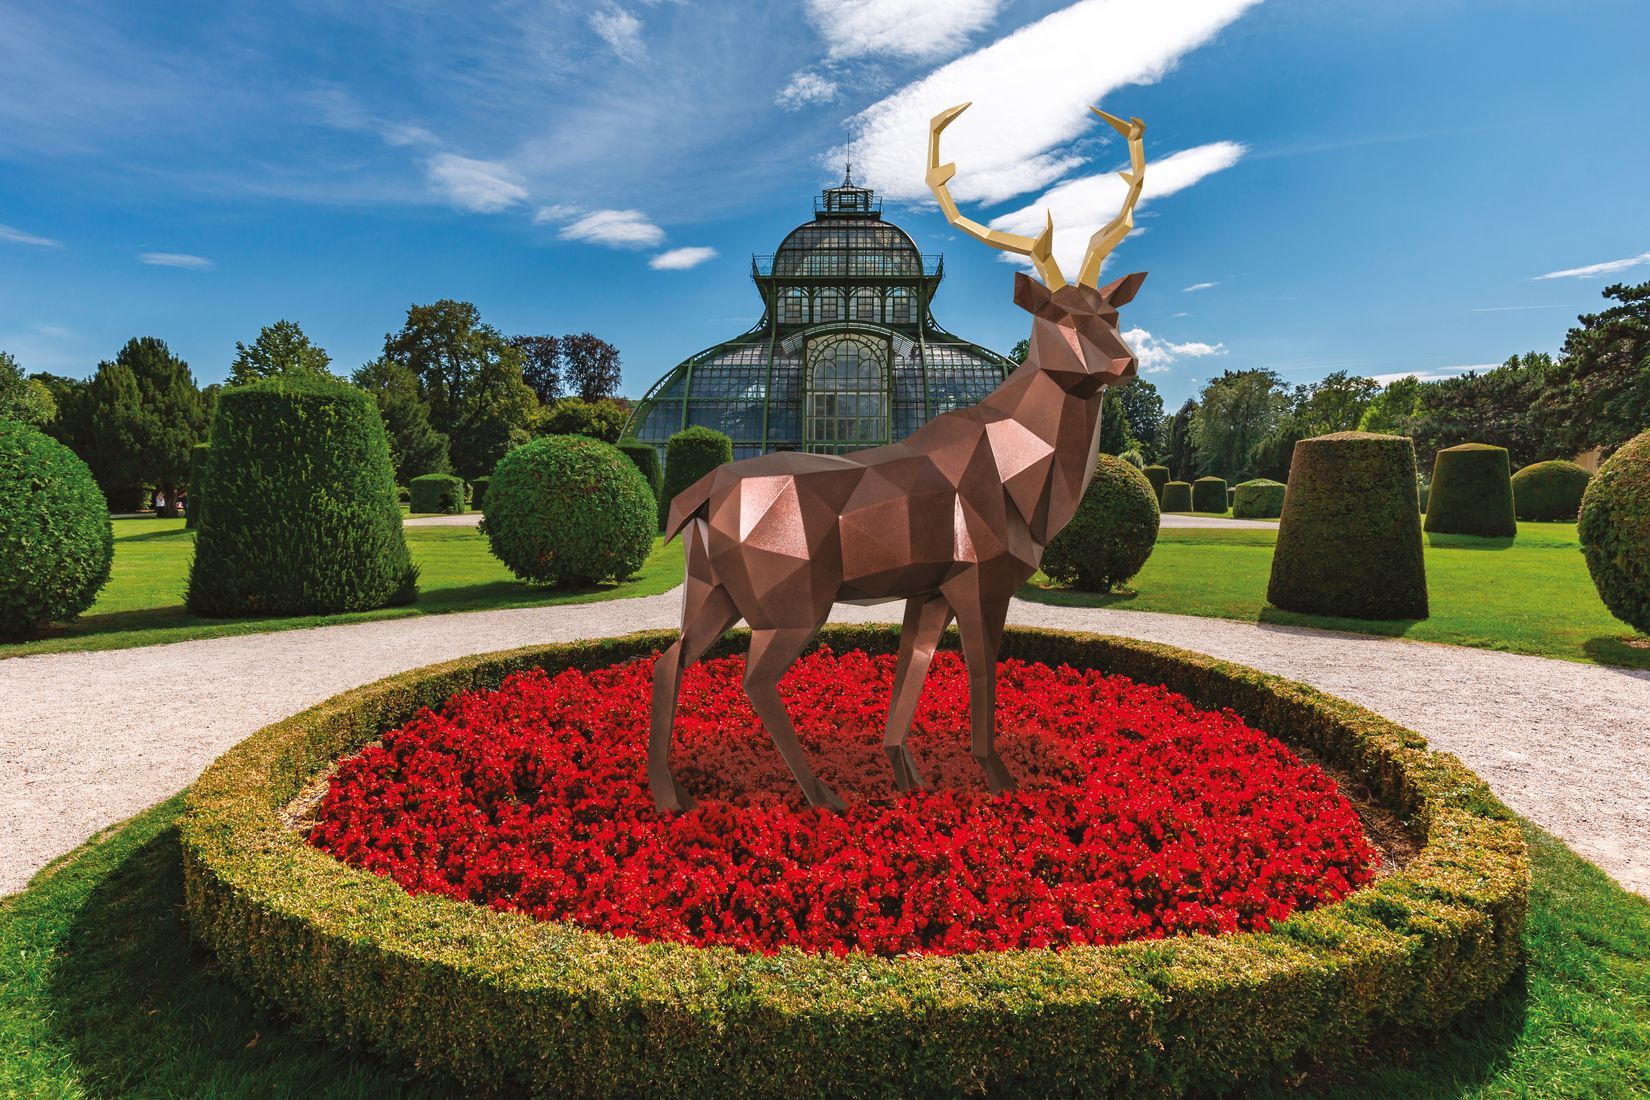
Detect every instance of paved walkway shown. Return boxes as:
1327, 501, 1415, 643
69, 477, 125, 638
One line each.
404, 512, 484, 527
1159, 514, 1277, 528
3, 593, 1646, 897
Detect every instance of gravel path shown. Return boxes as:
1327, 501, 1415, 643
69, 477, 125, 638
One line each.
1159, 514, 1277, 528
404, 513, 484, 527
4, 593, 1646, 897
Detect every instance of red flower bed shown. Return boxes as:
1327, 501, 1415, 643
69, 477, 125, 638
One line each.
309, 650, 1376, 957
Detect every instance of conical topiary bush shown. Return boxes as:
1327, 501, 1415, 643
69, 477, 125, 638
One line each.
1424, 443, 1516, 537
1268, 432, 1427, 620
1233, 478, 1286, 519
1192, 476, 1228, 513
1511, 459, 1590, 522
1160, 481, 1192, 513
1142, 464, 1170, 502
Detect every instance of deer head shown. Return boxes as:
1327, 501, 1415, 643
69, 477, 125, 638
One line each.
927, 102, 1147, 396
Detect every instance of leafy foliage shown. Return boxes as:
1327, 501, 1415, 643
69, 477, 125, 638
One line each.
1160, 480, 1192, 512
1511, 460, 1590, 522
509, 334, 563, 404
1424, 443, 1517, 538
1191, 369, 1289, 481
482, 435, 654, 586
662, 426, 734, 518
0, 352, 55, 427
1141, 464, 1169, 502
1192, 476, 1228, 513
410, 473, 466, 515
352, 359, 452, 484
469, 476, 490, 511
1536, 280, 1650, 455
88, 337, 207, 516
536, 397, 629, 443
1578, 429, 1650, 633
1232, 478, 1286, 519
185, 442, 209, 529
560, 332, 623, 403
1097, 387, 1133, 455
187, 376, 416, 616
0, 419, 113, 638
1040, 454, 1159, 591
1162, 399, 1197, 481
228, 320, 334, 385
616, 439, 663, 502
1113, 377, 1163, 460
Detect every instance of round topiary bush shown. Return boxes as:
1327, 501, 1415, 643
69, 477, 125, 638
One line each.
0, 419, 113, 639
410, 473, 466, 515
484, 434, 654, 586
662, 426, 733, 521
186, 376, 417, 616
1578, 430, 1650, 634
1233, 478, 1286, 519
1511, 459, 1590, 522
1160, 480, 1192, 512
1424, 443, 1516, 537
1192, 476, 1228, 513
1141, 463, 1169, 501
617, 439, 664, 504
1268, 432, 1427, 620
1039, 453, 1159, 591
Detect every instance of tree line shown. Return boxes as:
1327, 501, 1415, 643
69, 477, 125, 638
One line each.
0, 301, 628, 515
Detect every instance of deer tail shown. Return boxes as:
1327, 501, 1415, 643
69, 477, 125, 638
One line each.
663, 469, 720, 544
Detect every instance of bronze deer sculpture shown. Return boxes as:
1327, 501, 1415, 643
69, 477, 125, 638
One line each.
649, 103, 1148, 812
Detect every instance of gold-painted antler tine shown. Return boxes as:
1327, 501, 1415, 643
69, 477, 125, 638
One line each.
927, 102, 1067, 290
1076, 108, 1147, 289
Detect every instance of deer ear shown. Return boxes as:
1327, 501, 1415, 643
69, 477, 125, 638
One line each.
1012, 271, 1054, 314
1099, 271, 1147, 307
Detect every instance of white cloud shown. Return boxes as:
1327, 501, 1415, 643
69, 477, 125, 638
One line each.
841, 0, 1261, 204
139, 252, 212, 269
989, 141, 1245, 276
650, 246, 717, 270
776, 71, 838, 111
1370, 364, 1498, 385
424, 154, 528, 213
807, 0, 1004, 62
1122, 326, 1224, 373
1183, 281, 1216, 291
590, 7, 645, 61
559, 208, 665, 248
532, 203, 584, 225
1533, 250, 1650, 280
0, 224, 62, 248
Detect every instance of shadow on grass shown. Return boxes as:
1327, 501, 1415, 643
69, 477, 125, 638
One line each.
1425, 533, 1517, 550
1255, 605, 1423, 639
111, 527, 196, 544
1581, 635, 1650, 674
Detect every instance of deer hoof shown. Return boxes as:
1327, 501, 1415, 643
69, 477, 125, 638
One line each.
975, 752, 1018, 794
650, 774, 699, 814
886, 744, 928, 792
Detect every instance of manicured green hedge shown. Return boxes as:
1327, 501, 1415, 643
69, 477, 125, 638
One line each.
1142, 464, 1170, 502
1192, 476, 1228, 514
1511, 460, 1590, 522
482, 435, 654, 587
187, 377, 417, 616
1039, 454, 1159, 591
1268, 432, 1427, 620
1232, 478, 1286, 519
185, 442, 209, 529
0, 418, 113, 639
1578, 430, 1650, 634
1424, 444, 1516, 538
180, 624, 1526, 1099
1160, 480, 1192, 512
662, 426, 732, 523
469, 476, 490, 512
616, 439, 664, 504
410, 473, 466, 515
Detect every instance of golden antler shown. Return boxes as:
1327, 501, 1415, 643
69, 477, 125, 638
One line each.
1076, 108, 1146, 288
926, 102, 1066, 291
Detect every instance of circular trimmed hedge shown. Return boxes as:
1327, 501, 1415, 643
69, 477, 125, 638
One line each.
1160, 480, 1192, 512
0, 418, 113, 639
1578, 430, 1650, 634
1192, 476, 1228, 514
1039, 453, 1159, 591
181, 624, 1527, 1099
1141, 464, 1170, 502
1233, 478, 1286, 519
484, 434, 654, 586
1268, 432, 1427, 620
187, 377, 417, 616
409, 472, 466, 515
1511, 459, 1590, 522
1424, 444, 1516, 537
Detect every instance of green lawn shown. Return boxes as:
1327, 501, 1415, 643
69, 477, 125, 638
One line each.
1, 797, 1644, 1098
1, 518, 684, 659
1024, 522, 1650, 670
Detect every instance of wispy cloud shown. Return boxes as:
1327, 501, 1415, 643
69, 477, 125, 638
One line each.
776, 71, 838, 111
841, 0, 1261, 204
590, 7, 646, 61
559, 209, 665, 248
424, 154, 528, 213
1123, 327, 1225, 373
1370, 363, 1498, 385
139, 252, 213, 269
0, 224, 62, 249
1183, 281, 1217, 291
303, 84, 436, 148
1532, 251, 1650, 280
650, 246, 717, 270
807, 0, 1004, 62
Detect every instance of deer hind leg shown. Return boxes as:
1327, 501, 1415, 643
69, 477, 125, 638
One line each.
744, 624, 845, 812
883, 594, 953, 792
946, 584, 1017, 794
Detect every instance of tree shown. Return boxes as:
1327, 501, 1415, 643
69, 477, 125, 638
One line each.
1292, 371, 1380, 436
510, 334, 563, 405
1009, 338, 1030, 364
1097, 388, 1133, 455
1535, 280, 1650, 455
450, 348, 539, 479
31, 372, 95, 458
229, 320, 334, 385
1163, 399, 1197, 481
1113, 378, 1164, 459
1358, 375, 1424, 435
89, 338, 207, 515
537, 397, 630, 443
561, 333, 622, 403
1190, 369, 1287, 480
1407, 356, 1554, 469
352, 359, 451, 484
0, 352, 54, 427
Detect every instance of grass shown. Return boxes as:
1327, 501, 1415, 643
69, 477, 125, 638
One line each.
0, 797, 1643, 1098
1, 518, 684, 659
1024, 521, 1650, 670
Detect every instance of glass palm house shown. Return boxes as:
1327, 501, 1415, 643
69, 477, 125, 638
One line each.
624, 172, 1016, 458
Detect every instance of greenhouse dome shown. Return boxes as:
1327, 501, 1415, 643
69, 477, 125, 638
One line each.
624, 171, 1016, 458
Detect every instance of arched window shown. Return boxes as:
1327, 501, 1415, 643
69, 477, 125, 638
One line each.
850, 288, 880, 323
780, 288, 808, 325
885, 287, 914, 325
814, 288, 844, 322
805, 334, 889, 453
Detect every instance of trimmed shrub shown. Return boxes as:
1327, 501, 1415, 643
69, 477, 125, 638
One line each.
1424, 443, 1516, 538
186, 376, 416, 616
616, 438, 664, 503
185, 442, 209, 529
1233, 478, 1286, 519
396, 484, 410, 505
0, 419, 113, 639
1511, 459, 1590, 522
1268, 432, 1427, 620
1193, 476, 1228, 513
1578, 430, 1650, 634
484, 435, 654, 586
1142, 464, 1170, 501
1226, 485, 1235, 510
1161, 480, 1193, 512
1039, 454, 1159, 591
410, 473, 466, 515
469, 476, 490, 512
662, 426, 733, 520
181, 624, 1527, 1099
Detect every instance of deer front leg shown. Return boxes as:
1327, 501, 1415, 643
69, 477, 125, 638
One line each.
884, 594, 953, 792
649, 541, 739, 812
945, 583, 1017, 794
745, 625, 846, 812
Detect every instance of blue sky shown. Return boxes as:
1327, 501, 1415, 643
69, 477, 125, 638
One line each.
2, 0, 1647, 406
